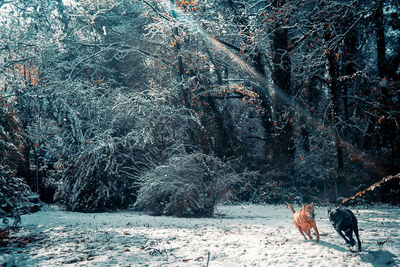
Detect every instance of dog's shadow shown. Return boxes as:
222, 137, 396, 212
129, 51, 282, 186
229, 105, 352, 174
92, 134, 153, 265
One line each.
316, 240, 349, 252
317, 242, 397, 266
359, 249, 397, 266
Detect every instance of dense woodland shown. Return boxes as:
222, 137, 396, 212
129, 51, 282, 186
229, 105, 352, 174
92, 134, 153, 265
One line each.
1, 0, 399, 222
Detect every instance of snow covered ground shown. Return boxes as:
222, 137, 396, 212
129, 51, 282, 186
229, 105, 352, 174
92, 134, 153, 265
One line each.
1, 204, 399, 266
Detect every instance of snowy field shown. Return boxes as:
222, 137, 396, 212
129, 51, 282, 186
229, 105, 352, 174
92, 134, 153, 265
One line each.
1, 204, 399, 266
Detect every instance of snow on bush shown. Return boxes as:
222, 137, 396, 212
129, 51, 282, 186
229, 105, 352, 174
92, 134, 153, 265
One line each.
0, 173, 33, 225
56, 136, 135, 212
134, 152, 243, 217
0, 99, 34, 225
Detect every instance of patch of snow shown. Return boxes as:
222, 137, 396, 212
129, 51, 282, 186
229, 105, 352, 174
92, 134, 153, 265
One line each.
1, 204, 399, 266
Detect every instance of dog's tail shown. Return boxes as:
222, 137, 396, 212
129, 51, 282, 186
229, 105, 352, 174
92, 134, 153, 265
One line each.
285, 202, 295, 214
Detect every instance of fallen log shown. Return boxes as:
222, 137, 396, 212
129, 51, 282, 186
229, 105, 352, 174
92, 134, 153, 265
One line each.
342, 173, 400, 205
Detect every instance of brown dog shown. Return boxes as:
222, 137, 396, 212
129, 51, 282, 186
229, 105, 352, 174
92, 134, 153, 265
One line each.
286, 202, 320, 242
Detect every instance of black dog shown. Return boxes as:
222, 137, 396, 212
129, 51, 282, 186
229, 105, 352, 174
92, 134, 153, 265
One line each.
328, 207, 361, 252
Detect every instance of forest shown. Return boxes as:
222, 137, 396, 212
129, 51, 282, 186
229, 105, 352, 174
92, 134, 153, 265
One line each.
1, 0, 400, 224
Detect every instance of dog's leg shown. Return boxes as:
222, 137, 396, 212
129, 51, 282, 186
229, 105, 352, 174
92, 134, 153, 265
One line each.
297, 227, 307, 240
311, 223, 320, 242
353, 224, 362, 252
345, 229, 356, 246
336, 228, 351, 245
304, 229, 313, 240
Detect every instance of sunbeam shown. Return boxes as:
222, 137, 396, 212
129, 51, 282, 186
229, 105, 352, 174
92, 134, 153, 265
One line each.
146, 0, 383, 177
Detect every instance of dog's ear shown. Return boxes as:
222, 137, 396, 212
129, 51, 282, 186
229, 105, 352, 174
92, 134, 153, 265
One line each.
310, 202, 314, 207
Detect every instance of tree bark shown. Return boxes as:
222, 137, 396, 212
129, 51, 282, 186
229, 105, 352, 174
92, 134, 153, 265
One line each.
325, 32, 344, 170
375, 1, 386, 78
269, 0, 295, 174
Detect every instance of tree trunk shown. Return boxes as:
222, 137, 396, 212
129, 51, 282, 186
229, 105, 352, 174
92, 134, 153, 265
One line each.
225, 0, 274, 164
375, 1, 386, 78
325, 32, 344, 170
270, 0, 295, 175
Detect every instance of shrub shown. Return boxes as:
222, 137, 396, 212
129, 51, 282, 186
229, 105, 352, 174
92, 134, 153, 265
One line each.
0, 97, 34, 225
0, 173, 33, 225
134, 152, 243, 217
55, 136, 135, 212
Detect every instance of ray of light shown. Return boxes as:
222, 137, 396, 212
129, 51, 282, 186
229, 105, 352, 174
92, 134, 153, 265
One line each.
148, 0, 383, 174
